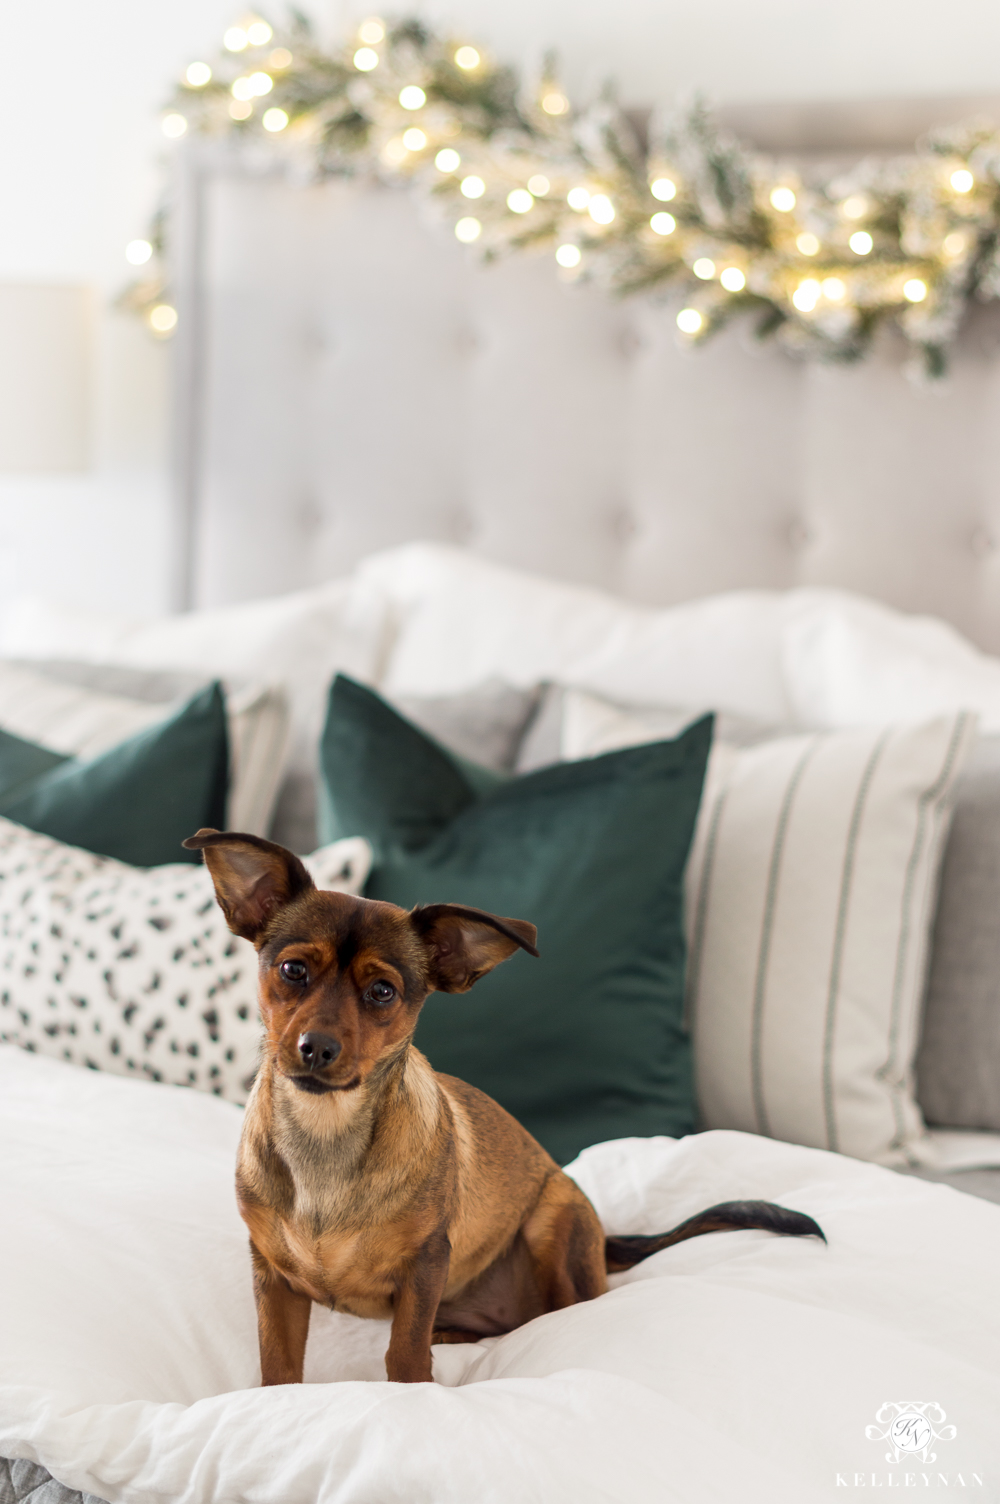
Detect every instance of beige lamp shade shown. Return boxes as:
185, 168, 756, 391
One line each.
0, 284, 92, 473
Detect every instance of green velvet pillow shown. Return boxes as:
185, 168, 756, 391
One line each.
0, 684, 229, 867
0, 730, 70, 802
320, 675, 712, 1164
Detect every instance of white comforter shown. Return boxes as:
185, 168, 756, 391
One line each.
0, 1047, 995, 1502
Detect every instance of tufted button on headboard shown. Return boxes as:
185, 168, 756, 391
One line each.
177, 161, 1000, 652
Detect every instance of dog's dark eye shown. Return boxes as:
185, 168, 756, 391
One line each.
279, 959, 308, 984
366, 980, 396, 1006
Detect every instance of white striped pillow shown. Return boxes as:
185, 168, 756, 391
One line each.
560, 691, 977, 1166
687, 715, 976, 1165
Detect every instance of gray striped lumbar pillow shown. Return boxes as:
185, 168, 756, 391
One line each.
560, 690, 976, 1166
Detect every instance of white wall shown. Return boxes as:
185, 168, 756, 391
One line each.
0, 0, 238, 616
420, 0, 1000, 108
3, 0, 1000, 616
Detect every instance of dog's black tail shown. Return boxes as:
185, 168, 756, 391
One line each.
604, 1199, 825, 1272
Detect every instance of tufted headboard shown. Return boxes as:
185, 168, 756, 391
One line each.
174, 138, 1000, 652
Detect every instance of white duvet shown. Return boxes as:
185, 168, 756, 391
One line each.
0, 1046, 996, 1502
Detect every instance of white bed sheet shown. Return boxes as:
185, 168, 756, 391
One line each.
0, 1047, 996, 1502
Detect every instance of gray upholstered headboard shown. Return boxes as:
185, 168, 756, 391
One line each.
173, 124, 1000, 653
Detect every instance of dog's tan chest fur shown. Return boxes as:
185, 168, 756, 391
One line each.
245, 1202, 434, 1320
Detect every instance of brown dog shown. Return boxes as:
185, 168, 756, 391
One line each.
185, 828, 824, 1385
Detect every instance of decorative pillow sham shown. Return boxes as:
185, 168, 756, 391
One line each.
391, 680, 543, 774
0, 659, 290, 838
917, 733, 1000, 1132
0, 684, 230, 868
561, 687, 978, 1166
320, 675, 712, 1166
0, 818, 371, 1102
686, 716, 976, 1166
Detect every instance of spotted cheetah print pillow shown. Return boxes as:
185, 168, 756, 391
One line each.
0, 818, 370, 1102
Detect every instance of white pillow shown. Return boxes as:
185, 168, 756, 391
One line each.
0, 660, 290, 838
0, 818, 371, 1103
362, 544, 1000, 740
0, 574, 391, 782
359, 542, 798, 720
561, 688, 984, 1168
2, 1047, 999, 1502
782, 592, 1000, 732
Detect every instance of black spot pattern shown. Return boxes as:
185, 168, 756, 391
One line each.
0, 820, 369, 1104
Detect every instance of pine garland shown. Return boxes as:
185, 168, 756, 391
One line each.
128, 11, 1000, 377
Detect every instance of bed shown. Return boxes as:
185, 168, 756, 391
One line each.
3, 112, 1000, 1501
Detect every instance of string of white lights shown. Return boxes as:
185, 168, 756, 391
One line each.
122, 13, 1000, 377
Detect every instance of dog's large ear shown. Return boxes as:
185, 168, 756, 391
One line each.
183, 829, 315, 943
411, 903, 539, 994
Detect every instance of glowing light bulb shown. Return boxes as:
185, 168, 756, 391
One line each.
556, 244, 581, 267
849, 231, 873, 255
224, 27, 248, 51
149, 304, 178, 333
185, 62, 212, 87
399, 86, 426, 109
249, 71, 273, 95
796, 232, 820, 256
161, 113, 188, 138
693, 258, 715, 280
770, 186, 796, 212
527, 174, 550, 196
231, 76, 254, 100
542, 92, 569, 116
588, 194, 615, 224
353, 47, 379, 70
651, 177, 676, 201
435, 148, 461, 172
358, 19, 385, 44
720, 267, 745, 291
125, 240, 153, 265
792, 278, 820, 311
246, 21, 272, 46
904, 278, 928, 302
822, 277, 846, 300
650, 212, 676, 236
507, 189, 534, 213
402, 127, 427, 151
269, 48, 292, 69
567, 186, 590, 211
676, 308, 703, 334
841, 195, 867, 219
454, 46, 480, 69
263, 108, 289, 132
455, 217, 482, 242
944, 231, 967, 258
951, 168, 974, 193
229, 100, 253, 120
460, 176, 485, 198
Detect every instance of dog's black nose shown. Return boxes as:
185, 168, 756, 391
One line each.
297, 1032, 341, 1072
